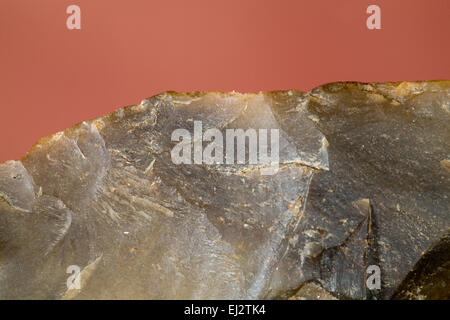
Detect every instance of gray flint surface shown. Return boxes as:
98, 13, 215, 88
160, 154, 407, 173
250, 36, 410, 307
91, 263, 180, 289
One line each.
0, 81, 448, 299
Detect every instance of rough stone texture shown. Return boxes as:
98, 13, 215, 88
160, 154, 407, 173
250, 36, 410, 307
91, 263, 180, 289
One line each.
0, 81, 448, 299
289, 282, 337, 300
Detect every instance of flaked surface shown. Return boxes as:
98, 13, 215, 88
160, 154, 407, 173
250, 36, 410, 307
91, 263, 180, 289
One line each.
0, 81, 449, 299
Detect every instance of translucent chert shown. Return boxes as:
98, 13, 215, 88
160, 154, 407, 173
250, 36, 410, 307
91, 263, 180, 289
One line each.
0, 81, 448, 299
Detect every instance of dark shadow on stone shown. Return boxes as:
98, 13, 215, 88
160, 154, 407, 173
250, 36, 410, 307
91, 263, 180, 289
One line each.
392, 230, 450, 300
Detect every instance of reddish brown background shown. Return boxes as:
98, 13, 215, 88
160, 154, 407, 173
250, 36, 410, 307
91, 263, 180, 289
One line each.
0, 0, 449, 163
